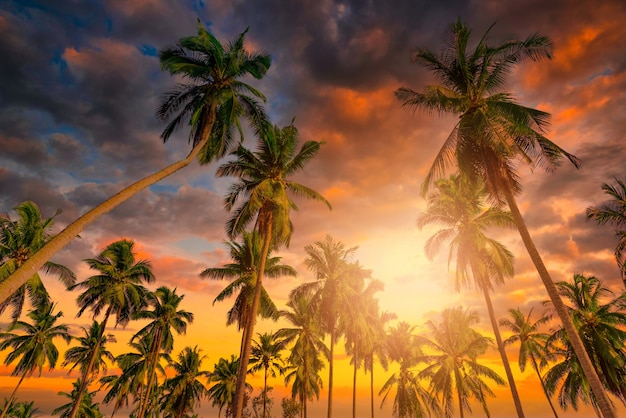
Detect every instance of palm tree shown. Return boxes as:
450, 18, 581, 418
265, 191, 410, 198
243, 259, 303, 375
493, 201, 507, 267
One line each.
277, 290, 329, 418
293, 235, 363, 418
0, 21, 271, 308
0, 201, 75, 321
249, 332, 286, 418
544, 274, 626, 411
417, 173, 524, 416
0, 303, 71, 418
160, 346, 210, 418
500, 308, 559, 417
201, 230, 296, 359
395, 19, 616, 417
420, 307, 505, 418
1, 400, 39, 418
67, 238, 154, 418
217, 122, 330, 418
586, 177, 626, 286
208, 355, 248, 418
53, 380, 102, 418
132, 286, 194, 418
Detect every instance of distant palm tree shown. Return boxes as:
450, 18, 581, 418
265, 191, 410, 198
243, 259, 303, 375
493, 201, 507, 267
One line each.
0, 22, 271, 306
249, 332, 286, 418
420, 307, 505, 418
0, 201, 75, 321
53, 380, 102, 418
160, 346, 210, 418
133, 287, 194, 418
0, 400, 39, 418
395, 18, 615, 417
586, 177, 626, 286
217, 123, 330, 418
500, 308, 559, 417
0, 303, 71, 418
208, 355, 249, 418
67, 238, 154, 418
544, 274, 626, 412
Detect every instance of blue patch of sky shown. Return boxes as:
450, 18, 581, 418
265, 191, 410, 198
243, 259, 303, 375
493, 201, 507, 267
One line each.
137, 44, 159, 57
149, 183, 181, 194
173, 236, 219, 255
50, 50, 76, 87
587, 67, 612, 82
10, 0, 108, 31
192, 0, 206, 15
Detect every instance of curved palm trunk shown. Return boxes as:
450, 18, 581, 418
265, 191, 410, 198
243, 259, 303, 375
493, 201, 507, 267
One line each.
137, 328, 163, 418
0, 372, 27, 418
327, 328, 336, 418
0, 109, 217, 306
480, 284, 525, 417
530, 355, 559, 417
502, 185, 615, 418
68, 307, 112, 418
233, 214, 273, 418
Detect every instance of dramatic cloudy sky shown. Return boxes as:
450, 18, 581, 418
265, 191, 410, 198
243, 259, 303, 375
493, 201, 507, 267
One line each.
1, 0, 625, 417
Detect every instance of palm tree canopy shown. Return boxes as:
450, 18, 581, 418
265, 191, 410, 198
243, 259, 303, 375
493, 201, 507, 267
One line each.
249, 331, 285, 377
62, 320, 115, 376
207, 355, 250, 414
160, 346, 210, 417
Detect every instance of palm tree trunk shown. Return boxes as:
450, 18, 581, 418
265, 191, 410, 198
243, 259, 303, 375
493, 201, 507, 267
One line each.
457, 379, 465, 418
327, 327, 335, 418
233, 213, 273, 418
531, 355, 559, 418
352, 353, 357, 418
263, 366, 268, 418
0, 108, 217, 306
0, 372, 27, 418
68, 307, 112, 418
137, 328, 163, 418
369, 355, 374, 418
480, 284, 525, 417
502, 185, 615, 418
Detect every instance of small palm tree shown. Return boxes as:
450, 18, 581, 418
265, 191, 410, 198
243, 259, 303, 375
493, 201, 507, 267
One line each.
249, 332, 286, 418
207, 355, 248, 418
586, 177, 626, 286
0, 201, 75, 321
0, 400, 39, 418
160, 346, 210, 418
0, 303, 71, 418
53, 380, 102, 418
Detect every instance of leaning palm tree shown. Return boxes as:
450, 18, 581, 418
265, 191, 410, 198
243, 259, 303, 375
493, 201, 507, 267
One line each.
586, 177, 626, 286
132, 286, 194, 418
0, 303, 71, 418
249, 332, 286, 418
396, 19, 615, 417
67, 239, 154, 418
500, 307, 559, 417
217, 123, 330, 418
0, 201, 75, 321
0, 21, 271, 308
417, 173, 524, 416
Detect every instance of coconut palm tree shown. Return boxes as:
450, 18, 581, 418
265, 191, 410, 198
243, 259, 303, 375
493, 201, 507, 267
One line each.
0, 303, 71, 418
395, 18, 616, 417
500, 307, 559, 417
1, 400, 39, 418
0, 21, 271, 309
160, 346, 210, 418
67, 238, 154, 418
0, 201, 75, 322
544, 274, 626, 412
132, 286, 194, 418
217, 123, 330, 418
277, 290, 329, 418
53, 380, 102, 418
420, 307, 505, 418
586, 177, 626, 286
208, 355, 248, 418
249, 332, 286, 418
417, 173, 524, 416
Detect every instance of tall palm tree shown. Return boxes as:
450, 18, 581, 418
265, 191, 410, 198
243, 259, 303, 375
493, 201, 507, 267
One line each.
500, 307, 559, 417
420, 307, 505, 418
277, 290, 329, 418
379, 322, 439, 418
249, 332, 286, 418
0, 303, 71, 418
207, 355, 247, 418
0, 201, 75, 321
133, 286, 194, 418
0, 21, 271, 307
201, 230, 296, 359
67, 239, 154, 418
53, 380, 102, 418
217, 123, 330, 418
395, 18, 615, 417
160, 346, 210, 418
586, 177, 626, 286
544, 274, 626, 411
417, 173, 524, 416
293, 235, 363, 418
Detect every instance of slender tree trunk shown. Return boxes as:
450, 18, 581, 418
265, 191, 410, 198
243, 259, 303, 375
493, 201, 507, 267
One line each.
263, 366, 268, 418
480, 284, 525, 417
0, 372, 26, 418
457, 379, 465, 418
233, 215, 273, 418
137, 328, 163, 418
503, 185, 615, 418
370, 355, 375, 418
68, 308, 112, 418
352, 352, 357, 418
0, 108, 217, 306
531, 355, 559, 418
327, 328, 335, 418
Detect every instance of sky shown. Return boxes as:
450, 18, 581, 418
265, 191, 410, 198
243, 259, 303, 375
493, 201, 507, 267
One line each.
0, 0, 625, 417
